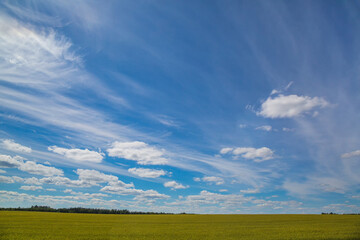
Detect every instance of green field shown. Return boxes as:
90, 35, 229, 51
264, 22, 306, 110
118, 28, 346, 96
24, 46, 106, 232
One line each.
0, 211, 359, 240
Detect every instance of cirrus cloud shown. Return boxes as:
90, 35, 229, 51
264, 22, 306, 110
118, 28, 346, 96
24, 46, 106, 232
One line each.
341, 149, 360, 159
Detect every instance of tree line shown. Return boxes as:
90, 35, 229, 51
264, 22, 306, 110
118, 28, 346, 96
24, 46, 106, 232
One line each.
0, 205, 175, 215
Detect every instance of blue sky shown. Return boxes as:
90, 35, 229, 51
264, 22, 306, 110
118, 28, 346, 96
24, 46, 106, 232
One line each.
0, 0, 359, 214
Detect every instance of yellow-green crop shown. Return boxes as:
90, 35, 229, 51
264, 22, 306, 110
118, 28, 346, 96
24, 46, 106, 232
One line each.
0, 211, 359, 240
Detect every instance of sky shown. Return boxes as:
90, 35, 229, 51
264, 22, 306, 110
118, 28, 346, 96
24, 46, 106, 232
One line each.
0, 0, 359, 214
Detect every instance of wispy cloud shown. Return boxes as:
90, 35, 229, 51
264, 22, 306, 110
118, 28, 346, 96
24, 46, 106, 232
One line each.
255, 125, 272, 131
341, 150, 360, 159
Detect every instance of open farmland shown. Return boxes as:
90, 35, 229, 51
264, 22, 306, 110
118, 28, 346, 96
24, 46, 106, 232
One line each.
0, 211, 359, 240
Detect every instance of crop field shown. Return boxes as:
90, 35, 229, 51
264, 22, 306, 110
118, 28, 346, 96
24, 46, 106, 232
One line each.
0, 211, 359, 240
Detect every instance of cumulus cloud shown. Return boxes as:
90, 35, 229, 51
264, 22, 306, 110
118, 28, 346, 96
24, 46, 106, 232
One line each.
40, 176, 91, 188
164, 181, 188, 190
75, 169, 134, 188
0, 154, 63, 176
18, 161, 63, 176
341, 150, 360, 159
24, 177, 43, 185
219, 148, 233, 154
1, 139, 32, 153
48, 146, 104, 163
128, 168, 166, 178
194, 176, 224, 185
255, 125, 272, 131
233, 147, 274, 161
100, 185, 169, 200
20, 185, 43, 191
258, 94, 328, 118
167, 190, 302, 213
220, 147, 274, 162
107, 141, 168, 165
0, 175, 16, 183
0, 154, 23, 168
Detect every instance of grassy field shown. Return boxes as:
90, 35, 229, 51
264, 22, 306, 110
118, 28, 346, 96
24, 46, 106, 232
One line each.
0, 211, 359, 240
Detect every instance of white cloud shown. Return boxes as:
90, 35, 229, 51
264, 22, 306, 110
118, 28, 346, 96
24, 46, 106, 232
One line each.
48, 146, 104, 163
240, 188, 260, 194
24, 177, 42, 185
44, 161, 51, 165
0, 169, 5, 173
46, 188, 56, 192
164, 181, 188, 190
0, 190, 129, 209
341, 150, 360, 159
239, 124, 247, 128
255, 125, 272, 131
0, 154, 63, 176
201, 176, 225, 185
167, 190, 303, 213
2, 139, 32, 153
282, 127, 294, 132
219, 148, 233, 154
0, 10, 136, 149
100, 185, 169, 200
20, 185, 43, 191
220, 147, 274, 162
0, 175, 16, 183
40, 176, 91, 188
63, 189, 108, 198
219, 189, 228, 192
193, 177, 201, 182
128, 168, 166, 178
258, 94, 328, 118
0, 154, 23, 168
18, 161, 63, 177
233, 147, 274, 162
107, 141, 168, 165
173, 190, 251, 208
270, 89, 279, 95
75, 169, 134, 188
